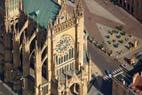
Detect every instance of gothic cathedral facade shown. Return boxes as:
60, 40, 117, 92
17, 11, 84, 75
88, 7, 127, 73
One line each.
0, 0, 91, 95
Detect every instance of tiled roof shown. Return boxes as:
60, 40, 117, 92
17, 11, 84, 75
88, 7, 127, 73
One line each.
23, 0, 60, 28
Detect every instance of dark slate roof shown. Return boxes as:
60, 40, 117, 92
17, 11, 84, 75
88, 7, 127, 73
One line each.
23, 0, 60, 28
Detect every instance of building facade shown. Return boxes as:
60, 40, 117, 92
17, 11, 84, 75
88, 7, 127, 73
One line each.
112, 0, 142, 22
0, 0, 91, 95
112, 77, 136, 95
112, 60, 142, 95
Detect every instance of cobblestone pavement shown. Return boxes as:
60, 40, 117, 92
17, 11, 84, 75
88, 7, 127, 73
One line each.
85, 0, 125, 25
83, 0, 142, 42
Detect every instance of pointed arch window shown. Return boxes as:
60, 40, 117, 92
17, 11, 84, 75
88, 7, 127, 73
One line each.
69, 49, 72, 59
59, 57, 61, 64
72, 48, 74, 58
61, 57, 63, 63
64, 55, 66, 62
56, 56, 58, 65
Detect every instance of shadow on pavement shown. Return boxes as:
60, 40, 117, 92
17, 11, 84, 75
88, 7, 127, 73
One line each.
93, 76, 112, 95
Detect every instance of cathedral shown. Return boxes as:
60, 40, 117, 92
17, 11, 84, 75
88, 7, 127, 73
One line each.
0, 0, 91, 95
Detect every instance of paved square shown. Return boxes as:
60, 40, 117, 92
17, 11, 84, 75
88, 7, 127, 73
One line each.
97, 23, 142, 59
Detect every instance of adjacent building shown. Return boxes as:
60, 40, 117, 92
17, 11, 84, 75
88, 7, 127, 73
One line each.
112, 71, 136, 95
112, 72, 142, 95
112, 0, 142, 22
0, 0, 91, 95
112, 55, 142, 95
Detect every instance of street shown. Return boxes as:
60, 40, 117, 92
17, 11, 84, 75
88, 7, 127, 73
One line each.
88, 41, 121, 75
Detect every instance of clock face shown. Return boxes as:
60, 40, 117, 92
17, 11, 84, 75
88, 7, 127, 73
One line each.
55, 34, 74, 55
